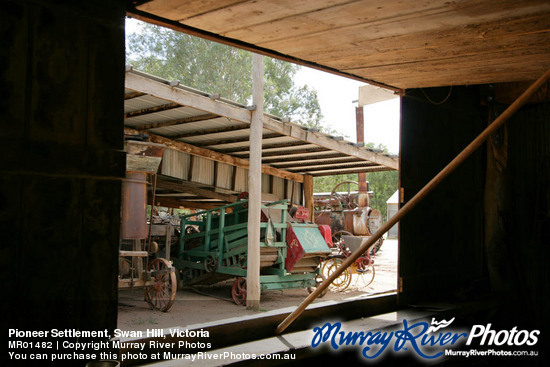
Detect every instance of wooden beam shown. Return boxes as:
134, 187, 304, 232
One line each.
201, 133, 282, 147
247, 53, 264, 310
126, 71, 252, 123
141, 131, 304, 183
156, 179, 237, 203
217, 140, 310, 154
169, 123, 250, 139
137, 113, 219, 130
124, 91, 146, 100
303, 175, 314, 222
125, 102, 180, 119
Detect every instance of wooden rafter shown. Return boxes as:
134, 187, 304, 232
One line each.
169, 123, 251, 139
137, 113, 219, 130
216, 140, 310, 154
200, 133, 283, 147
125, 102, 180, 118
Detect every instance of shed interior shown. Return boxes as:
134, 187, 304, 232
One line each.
1, 0, 549, 365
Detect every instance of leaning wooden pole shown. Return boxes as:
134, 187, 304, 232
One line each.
275, 68, 550, 335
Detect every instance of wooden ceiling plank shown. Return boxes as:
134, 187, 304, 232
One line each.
351, 48, 550, 89
255, 0, 550, 53
308, 14, 550, 68
183, 0, 345, 34
225, 0, 457, 46
136, 0, 247, 22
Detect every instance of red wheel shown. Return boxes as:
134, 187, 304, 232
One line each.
231, 277, 247, 305
144, 258, 177, 312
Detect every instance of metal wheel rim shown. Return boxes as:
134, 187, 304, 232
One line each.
321, 258, 352, 291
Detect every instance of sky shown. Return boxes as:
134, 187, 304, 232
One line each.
125, 18, 400, 154
294, 67, 400, 154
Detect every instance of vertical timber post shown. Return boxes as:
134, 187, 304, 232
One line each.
247, 53, 264, 310
304, 175, 314, 221
356, 105, 368, 193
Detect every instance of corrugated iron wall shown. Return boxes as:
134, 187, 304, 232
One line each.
160, 148, 303, 203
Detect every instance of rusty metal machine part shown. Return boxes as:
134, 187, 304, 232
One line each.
120, 172, 148, 239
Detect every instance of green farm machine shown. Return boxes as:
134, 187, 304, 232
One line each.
173, 199, 333, 304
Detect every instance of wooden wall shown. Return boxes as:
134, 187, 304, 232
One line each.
0, 0, 126, 333
399, 84, 549, 343
485, 99, 550, 334
399, 86, 486, 305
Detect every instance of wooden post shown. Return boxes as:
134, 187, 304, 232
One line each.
356, 105, 368, 193
303, 175, 314, 221
275, 68, 550, 335
247, 53, 264, 310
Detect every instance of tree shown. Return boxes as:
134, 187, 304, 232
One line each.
313, 143, 398, 220
126, 22, 325, 131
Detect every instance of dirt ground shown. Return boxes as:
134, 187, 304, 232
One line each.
117, 239, 398, 332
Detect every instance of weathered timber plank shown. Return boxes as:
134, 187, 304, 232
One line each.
136, 0, 247, 22
257, 0, 550, 53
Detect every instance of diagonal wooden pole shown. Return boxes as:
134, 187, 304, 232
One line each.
275, 68, 550, 335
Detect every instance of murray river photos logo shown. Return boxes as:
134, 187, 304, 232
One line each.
310, 317, 540, 361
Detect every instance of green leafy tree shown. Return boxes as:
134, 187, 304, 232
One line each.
126, 22, 325, 131
314, 143, 398, 220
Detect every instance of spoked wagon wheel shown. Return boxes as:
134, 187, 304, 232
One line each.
321, 257, 352, 291
307, 273, 328, 298
231, 277, 247, 305
357, 262, 376, 287
144, 258, 177, 312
